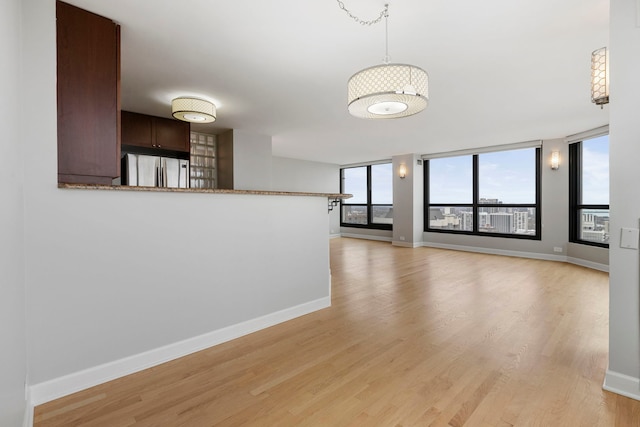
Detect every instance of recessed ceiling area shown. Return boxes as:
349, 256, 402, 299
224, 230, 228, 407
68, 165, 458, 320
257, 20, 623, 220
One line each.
63, 0, 610, 165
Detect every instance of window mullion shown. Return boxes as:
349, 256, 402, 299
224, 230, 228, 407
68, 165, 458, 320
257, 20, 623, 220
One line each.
535, 147, 542, 238
472, 154, 479, 233
367, 165, 372, 225
568, 143, 580, 242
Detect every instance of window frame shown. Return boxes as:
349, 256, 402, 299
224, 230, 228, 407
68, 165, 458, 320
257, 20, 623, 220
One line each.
424, 147, 542, 240
340, 164, 393, 230
568, 138, 610, 248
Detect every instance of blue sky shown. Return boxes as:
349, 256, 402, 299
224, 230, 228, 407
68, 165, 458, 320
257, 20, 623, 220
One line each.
344, 138, 609, 206
429, 147, 537, 204
581, 135, 609, 205
343, 163, 393, 204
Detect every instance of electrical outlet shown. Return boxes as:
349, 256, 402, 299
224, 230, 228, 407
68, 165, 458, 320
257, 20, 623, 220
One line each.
400, 236, 406, 241
553, 247, 563, 253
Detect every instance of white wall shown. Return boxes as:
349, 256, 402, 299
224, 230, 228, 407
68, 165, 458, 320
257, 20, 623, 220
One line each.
271, 156, 339, 193
566, 242, 608, 269
233, 130, 272, 191
23, 0, 330, 403
0, 0, 27, 425
272, 156, 341, 235
604, 0, 640, 400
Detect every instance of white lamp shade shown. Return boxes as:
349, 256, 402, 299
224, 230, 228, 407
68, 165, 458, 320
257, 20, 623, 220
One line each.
348, 63, 428, 119
591, 47, 609, 106
550, 151, 560, 170
172, 97, 216, 123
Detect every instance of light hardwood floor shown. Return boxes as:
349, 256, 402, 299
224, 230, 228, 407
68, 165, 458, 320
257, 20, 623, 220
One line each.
35, 238, 640, 426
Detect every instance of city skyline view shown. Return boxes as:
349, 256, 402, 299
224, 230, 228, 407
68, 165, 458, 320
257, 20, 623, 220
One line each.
342, 139, 609, 243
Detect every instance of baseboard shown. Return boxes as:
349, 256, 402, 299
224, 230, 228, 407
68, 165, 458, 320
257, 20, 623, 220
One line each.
603, 369, 640, 401
340, 233, 392, 242
329, 233, 341, 239
23, 391, 33, 427
349, 237, 607, 273
392, 240, 422, 248
566, 256, 609, 272
29, 296, 331, 407
421, 241, 567, 262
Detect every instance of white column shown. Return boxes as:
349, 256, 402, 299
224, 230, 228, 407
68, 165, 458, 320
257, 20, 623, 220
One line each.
392, 154, 424, 247
605, 0, 640, 401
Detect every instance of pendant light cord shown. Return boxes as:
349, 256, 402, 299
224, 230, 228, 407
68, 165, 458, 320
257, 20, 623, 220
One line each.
336, 1, 391, 63
336, 0, 389, 26
384, 4, 390, 64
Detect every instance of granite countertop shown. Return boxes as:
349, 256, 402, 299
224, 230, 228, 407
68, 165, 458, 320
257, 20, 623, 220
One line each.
58, 183, 352, 199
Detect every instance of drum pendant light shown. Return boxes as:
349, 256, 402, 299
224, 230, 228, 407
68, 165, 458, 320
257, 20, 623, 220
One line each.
341, 3, 429, 119
172, 97, 216, 123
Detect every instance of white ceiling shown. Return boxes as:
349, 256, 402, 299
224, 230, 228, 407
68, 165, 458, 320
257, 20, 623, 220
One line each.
65, 0, 610, 165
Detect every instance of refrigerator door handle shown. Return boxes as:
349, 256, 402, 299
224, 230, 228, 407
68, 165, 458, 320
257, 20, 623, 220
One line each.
162, 158, 167, 187
157, 162, 163, 187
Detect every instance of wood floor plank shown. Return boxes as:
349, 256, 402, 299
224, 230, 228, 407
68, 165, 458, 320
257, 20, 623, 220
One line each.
34, 238, 639, 426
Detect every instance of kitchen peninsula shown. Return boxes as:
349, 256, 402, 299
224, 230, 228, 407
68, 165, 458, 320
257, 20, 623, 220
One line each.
58, 183, 350, 199
35, 1, 350, 408
32, 175, 349, 406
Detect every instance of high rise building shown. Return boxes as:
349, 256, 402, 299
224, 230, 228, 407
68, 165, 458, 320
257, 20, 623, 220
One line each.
514, 211, 529, 232
478, 212, 490, 229
582, 213, 595, 230
429, 208, 460, 229
462, 212, 473, 231
582, 230, 606, 243
479, 198, 502, 214
490, 212, 513, 234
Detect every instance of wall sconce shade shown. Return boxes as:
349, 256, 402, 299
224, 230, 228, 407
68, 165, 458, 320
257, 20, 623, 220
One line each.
591, 47, 609, 108
398, 164, 407, 179
550, 151, 560, 170
172, 97, 216, 123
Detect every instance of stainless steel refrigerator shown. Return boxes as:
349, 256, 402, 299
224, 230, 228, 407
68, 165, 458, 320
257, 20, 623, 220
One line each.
124, 153, 189, 188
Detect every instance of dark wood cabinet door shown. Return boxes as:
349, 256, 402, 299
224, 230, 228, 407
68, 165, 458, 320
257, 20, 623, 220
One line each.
122, 111, 189, 152
153, 116, 190, 151
57, 1, 120, 184
121, 111, 153, 148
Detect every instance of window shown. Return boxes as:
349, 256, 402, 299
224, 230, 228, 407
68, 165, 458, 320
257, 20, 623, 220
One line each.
427, 155, 473, 231
569, 134, 609, 247
425, 146, 541, 239
341, 163, 393, 229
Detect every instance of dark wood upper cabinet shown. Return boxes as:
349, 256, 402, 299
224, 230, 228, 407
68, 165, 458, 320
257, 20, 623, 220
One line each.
121, 111, 152, 148
122, 111, 190, 152
154, 116, 190, 152
56, 1, 121, 184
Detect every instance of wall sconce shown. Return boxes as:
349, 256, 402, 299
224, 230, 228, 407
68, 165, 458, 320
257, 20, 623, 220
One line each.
591, 47, 609, 108
550, 151, 560, 170
398, 164, 407, 179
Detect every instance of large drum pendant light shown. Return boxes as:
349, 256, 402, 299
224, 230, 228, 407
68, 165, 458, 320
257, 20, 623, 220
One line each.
340, 2, 429, 119
348, 63, 428, 119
